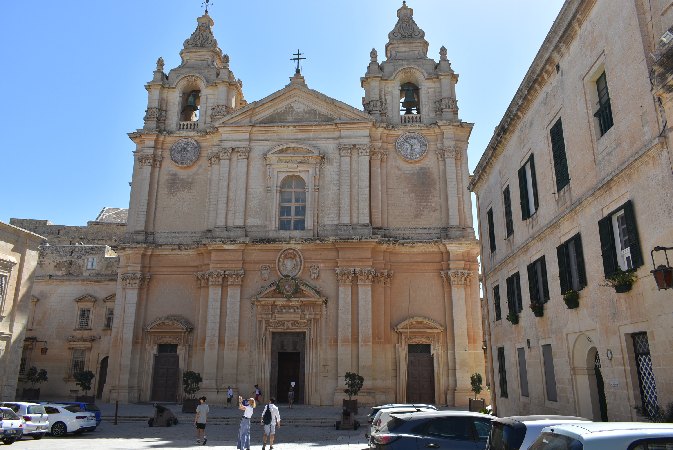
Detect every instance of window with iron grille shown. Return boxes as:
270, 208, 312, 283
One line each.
71, 349, 86, 376
550, 118, 570, 192
632, 332, 659, 419
85, 257, 96, 270
594, 72, 614, 136
542, 344, 558, 402
77, 308, 91, 329
598, 200, 643, 276
557, 233, 587, 294
517, 347, 529, 397
506, 272, 523, 314
493, 285, 502, 321
104, 307, 114, 329
497, 346, 508, 398
517, 155, 539, 220
0, 274, 8, 316
278, 175, 306, 231
527, 256, 550, 305
503, 186, 513, 238
487, 208, 496, 253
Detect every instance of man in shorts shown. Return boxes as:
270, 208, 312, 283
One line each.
227, 386, 234, 407
260, 397, 281, 450
195, 396, 209, 445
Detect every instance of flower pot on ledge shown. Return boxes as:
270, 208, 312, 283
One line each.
530, 303, 544, 317
563, 290, 580, 309
614, 283, 632, 293
506, 313, 519, 325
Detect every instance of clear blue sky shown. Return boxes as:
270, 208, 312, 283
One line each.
1, 0, 564, 226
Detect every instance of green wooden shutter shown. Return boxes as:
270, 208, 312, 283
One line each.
506, 276, 515, 315
503, 186, 514, 237
622, 201, 643, 268
514, 272, 523, 313
518, 165, 530, 220
540, 256, 549, 302
529, 154, 539, 211
493, 285, 501, 321
550, 119, 570, 192
574, 234, 587, 288
598, 216, 618, 277
487, 208, 496, 253
557, 243, 570, 294
527, 262, 538, 304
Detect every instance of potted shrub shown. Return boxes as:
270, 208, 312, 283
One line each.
506, 312, 519, 325
343, 371, 364, 414
563, 290, 580, 309
182, 370, 202, 413
73, 370, 95, 403
529, 302, 544, 317
22, 366, 47, 401
603, 269, 637, 293
468, 373, 485, 412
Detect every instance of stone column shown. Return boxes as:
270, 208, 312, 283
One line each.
335, 268, 354, 398
357, 145, 371, 225
234, 148, 250, 228
446, 269, 473, 405
357, 268, 376, 381
117, 272, 150, 403
130, 153, 155, 233
206, 151, 221, 229
370, 150, 382, 228
222, 270, 244, 382
338, 145, 352, 224
442, 146, 460, 227
458, 150, 473, 229
380, 152, 388, 228
436, 149, 448, 225
198, 270, 224, 388
215, 148, 232, 228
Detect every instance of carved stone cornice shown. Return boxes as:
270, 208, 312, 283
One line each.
338, 145, 352, 157
376, 269, 394, 286
356, 268, 377, 284
236, 147, 250, 159
335, 268, 355, 285
441, 269, 472, 286
225, 269, 245, 285
268, 319, 309, 330
196, 270, 225, 286
67, 335, 100, 343
121, 272, 150, 289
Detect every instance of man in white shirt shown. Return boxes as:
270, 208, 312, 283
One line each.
260, 397, 281, 450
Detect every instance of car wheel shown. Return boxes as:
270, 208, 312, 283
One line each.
2, 437, 15, 445
51, 421, 67, 437
32, 433, 45, 440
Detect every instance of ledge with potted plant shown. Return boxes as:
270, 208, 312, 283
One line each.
603, 268, 637, 293
506, 312, 519, 325
22, 366, 48, 401
529, 301, 544, 317
468, 373, 485, 412
182, 370, 202, 413
343, 371, 364, 414
563, 289, 580, 309
73, 370, 95, 403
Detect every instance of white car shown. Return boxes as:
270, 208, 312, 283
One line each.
0, 407, 24, 445
42, 403, 96, 437
0, 402, 49, 439
368, 406, 436, 447
486, 415, 591, 449
529, 422, 673, 449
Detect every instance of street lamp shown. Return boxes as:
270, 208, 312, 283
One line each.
650, 246, 673, 290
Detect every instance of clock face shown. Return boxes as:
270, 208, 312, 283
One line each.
170, 138, 200, 167
395, 132, 428, 162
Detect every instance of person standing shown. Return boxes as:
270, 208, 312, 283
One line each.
227, 386, 234, 407
287, 386, 294, 409
254, 384, 263, 402
260, 397, 281, 450
237, 396, 256, 450
194, 396, 209, 445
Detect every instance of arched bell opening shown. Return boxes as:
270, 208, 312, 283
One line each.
400, 82, 420, 115
180, 90, 201, 122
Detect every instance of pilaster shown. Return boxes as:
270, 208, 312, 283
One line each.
196, 270, 225, 386
130, 152, 157, 232
215, 148, 233, 228
441, 145, 460, 226
335, 267, 354, 402
356, 145, 371, 225
234, 148, 250, 227
338, 146, 352, 224
356, 268, 376, 381
222, 269, 244, 383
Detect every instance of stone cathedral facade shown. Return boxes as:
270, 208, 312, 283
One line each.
14, 3, 484, 406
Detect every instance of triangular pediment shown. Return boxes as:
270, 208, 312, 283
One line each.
215, 84, 373, 126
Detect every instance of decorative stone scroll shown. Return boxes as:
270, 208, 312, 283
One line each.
277, 248, 303, 278
236, 147, 250, 159
434, 97, 457, 115
121, 272, 150, 289
143, 107, 166, 122
338, 145, 352, 157
356, 144, 371, 157
144, 315, 194, 332
376, 270, 394, 285
183, 14, 217, 49
388, 1, 425, 40
170, 138, 200, 167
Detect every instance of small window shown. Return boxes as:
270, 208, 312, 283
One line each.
518, 155, 539, 220
487, 208, 496, 253
71, 349, 86, 375
497, 347, 508, 398
506, 272, 523, 315
594, 72, 614, 136
598, 200, 643, 275
77, 308, 91, 329
0, 273, 9, 316
503, 186, 514, 238
542, 344, 558, 401
527, 256, 550, 305
557, 233, 587, 294
493, 285, 502, 321
550, 118, 570, 191
517, 347, 529, 397
104, 307, 114, 329
85, 257, 96, 270
278, 175, 306, 231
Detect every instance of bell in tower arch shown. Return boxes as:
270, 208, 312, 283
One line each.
181, 90, 201, 122
400, 83, 420, 115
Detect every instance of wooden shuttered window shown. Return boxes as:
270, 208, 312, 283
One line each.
497, 347, 508, 398
487, 208, 496, 253
598, 200, 643, 276
557, 233, 587, 294
493, 285, 501, 321
527, 256, 550, 305
517, 347, 529, 397
503, 185, 514, 238
542, 344, 558, 402
550, 118, 570, 192
506, 272, 523, 314
517, 155, 539, 220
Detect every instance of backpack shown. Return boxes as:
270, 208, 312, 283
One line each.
263, 406, 272, 425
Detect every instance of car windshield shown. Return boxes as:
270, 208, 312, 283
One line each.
382, 417, 405, 433
27, 405, 46, 414
1, 409, 19, 420
65, 405, 81, 413
85, 404, 100, 412
529, 432, 583, 450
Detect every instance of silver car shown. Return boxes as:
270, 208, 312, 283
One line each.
0, 402, 49, 440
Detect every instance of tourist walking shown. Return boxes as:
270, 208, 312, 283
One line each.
260, 398, 281, 450
194, 396, 209, 445
254, 384, 263, 402
288, 385, 295, 409
237, 396, 256, 450
227, 386, 234, 407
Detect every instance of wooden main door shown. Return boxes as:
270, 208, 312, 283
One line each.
270, 333, 305, 404
406, 344, 435, 404
151, 344, 179, 402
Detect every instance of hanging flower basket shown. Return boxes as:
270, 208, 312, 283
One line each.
602, 269, 637, 294
506, 312, 519, 325
651, 265, 673, 290
529, 302, 544, 317
563, 290, 580, 309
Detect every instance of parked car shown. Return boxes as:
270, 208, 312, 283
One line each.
51, 402, 102, 425
0, 407, 23, 445
42, 403, 96, 437
486, 415, 591, 450
0, 402, 49, 440
530, 422, 673, 449
373, 410, 493, 450
368, 406, 436, 447
367, 403, 437, 424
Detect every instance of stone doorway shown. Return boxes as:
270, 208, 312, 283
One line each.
270, 332, 305, 404
406, 344, 435, 404
151, 344, 179, 402
96, 356, 108, 400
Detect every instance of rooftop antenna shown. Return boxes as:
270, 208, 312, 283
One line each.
202, 0, 212, 14
290, 49, 306, 74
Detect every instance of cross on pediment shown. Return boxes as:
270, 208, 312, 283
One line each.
291, 49, 306, 74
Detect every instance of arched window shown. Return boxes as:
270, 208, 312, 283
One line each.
279, 176, 306, 230
180, 90, 200, 122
